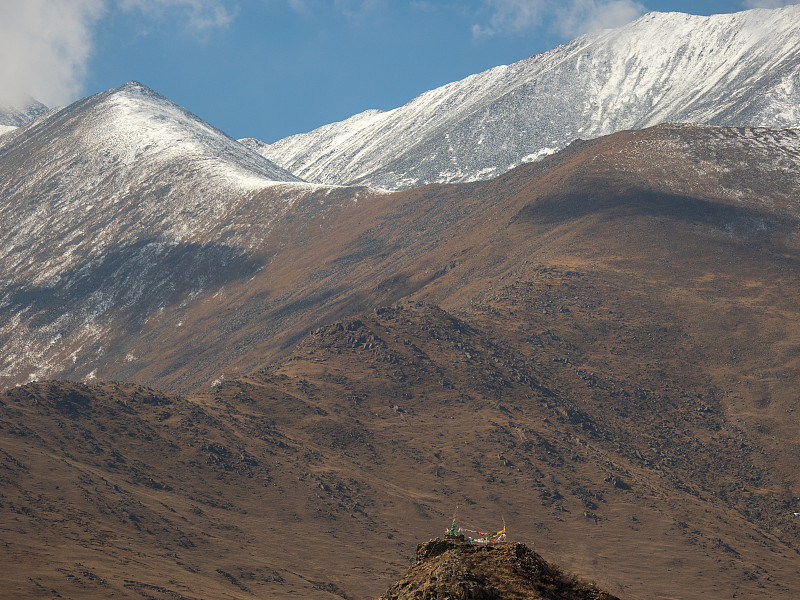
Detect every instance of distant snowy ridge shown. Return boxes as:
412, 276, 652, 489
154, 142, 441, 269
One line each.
243, 6, 800, 190
0, 95, 49, 137
0, 96, 48, 127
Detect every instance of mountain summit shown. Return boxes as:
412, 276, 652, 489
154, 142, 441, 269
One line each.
0, 79, 306, 289
245, 6, 800, 190
0, 81, 320, 388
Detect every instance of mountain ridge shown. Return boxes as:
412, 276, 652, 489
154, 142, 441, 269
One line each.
2, 120, 800, 392
3, 111, 800, 598
0, 95, 48, 128
3, 9, 800, 599
244, 6, 800, 190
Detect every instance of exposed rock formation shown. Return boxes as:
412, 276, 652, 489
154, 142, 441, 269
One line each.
378, 539, 619, 600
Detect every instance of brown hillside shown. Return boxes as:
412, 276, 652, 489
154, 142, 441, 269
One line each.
9, 124, 799, 396
129, 126, 800, 406
2, 295, 800, 598
3, 124, 800, 599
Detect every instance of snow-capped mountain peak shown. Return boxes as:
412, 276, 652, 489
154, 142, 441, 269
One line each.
0, 81, 310, 277
0, 81, 326, 387
0, 80, 310, 269
63, 81, 303, 189
0, 94, 49, 137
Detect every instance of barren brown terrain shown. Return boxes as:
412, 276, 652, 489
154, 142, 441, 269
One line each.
2, 124, 800, 598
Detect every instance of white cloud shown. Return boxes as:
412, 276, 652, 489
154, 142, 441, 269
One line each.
120, 0, 237, 30
284, 0, 383, 21
333, 0, 383, 23
0, 0, 104, 107
473, 0, 547, 37
0, 0, 235, 108
286, 0, 312, 14
742, 0, 799, 7
556, 0, 647, 38
409, 1, 436, 11
473, 0, 646, 39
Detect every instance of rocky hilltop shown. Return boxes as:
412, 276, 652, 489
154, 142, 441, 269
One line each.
379, 539, 618, 600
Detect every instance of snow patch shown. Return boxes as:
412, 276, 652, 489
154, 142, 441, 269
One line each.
521, 148, 558, 163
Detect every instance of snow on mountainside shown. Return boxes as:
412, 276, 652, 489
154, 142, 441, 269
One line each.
0, 81, 325, 386
244, 6, 800, 190
0, 81, 307, 281
0, 81, 304, 247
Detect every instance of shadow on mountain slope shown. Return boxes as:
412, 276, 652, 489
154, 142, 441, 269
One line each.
0, 239, 264, 387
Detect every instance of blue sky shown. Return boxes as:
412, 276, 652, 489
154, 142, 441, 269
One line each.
2, 1, 797, 142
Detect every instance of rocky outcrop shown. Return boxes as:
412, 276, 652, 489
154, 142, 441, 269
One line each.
378, 539, 619, 600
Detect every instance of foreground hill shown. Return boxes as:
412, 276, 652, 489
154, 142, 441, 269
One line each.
245, 6, 800, 189
3, 291, 800, 598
